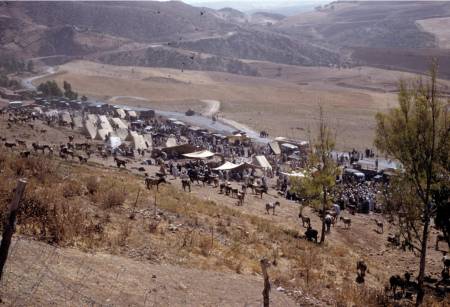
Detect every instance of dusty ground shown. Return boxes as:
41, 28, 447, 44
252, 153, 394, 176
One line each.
1, 112, 449, 306
1, 238, 295, 306
31, 60, 450, 151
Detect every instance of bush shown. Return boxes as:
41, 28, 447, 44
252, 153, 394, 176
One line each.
100, 184, 126, 209
62, 180, 84, 198
85, 176, 99, 195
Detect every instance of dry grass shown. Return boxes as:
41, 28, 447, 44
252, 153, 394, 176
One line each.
1, 148, 448, 305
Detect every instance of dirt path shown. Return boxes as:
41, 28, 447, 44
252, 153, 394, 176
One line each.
200, 99, 220, 117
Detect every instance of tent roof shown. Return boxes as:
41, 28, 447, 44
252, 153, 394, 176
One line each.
182, 150, 215, 159
115, 108, 126, 119
214, 161, 241, 171
254, 155, 272, 170
281, 171, 305, 178
281, 143, 298, 150
161, 143, 198, 154
111, 117, 128, 129
269, 141, 281, 155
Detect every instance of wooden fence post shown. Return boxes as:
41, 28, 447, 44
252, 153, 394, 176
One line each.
260, 258, 271, 307
0, 179, 27, 280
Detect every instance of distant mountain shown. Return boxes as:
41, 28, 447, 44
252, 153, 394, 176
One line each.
1, 1, 449, 78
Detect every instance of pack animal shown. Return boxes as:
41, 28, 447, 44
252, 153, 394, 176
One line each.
265, 201, 280, 215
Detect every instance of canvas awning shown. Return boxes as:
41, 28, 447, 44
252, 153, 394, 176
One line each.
182, 150, 215, 159
269, 141, 281, 155
281, 143, 298, 150
254, 155, 272, 170
214, 161, 241, 171
281, 171, 305, 178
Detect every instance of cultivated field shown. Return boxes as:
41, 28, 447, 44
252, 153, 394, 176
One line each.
32, 60, 450, 151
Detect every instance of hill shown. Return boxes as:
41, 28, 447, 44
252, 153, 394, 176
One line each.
277, 1, 450, 77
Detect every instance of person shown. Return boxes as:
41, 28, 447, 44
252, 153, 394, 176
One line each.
325, 213, 333, 233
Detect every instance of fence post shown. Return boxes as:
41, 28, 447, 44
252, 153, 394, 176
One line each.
260, 258, 271, 307
0, 179, 27, 280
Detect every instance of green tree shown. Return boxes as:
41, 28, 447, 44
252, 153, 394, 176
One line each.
292, 106, 338, 244
37, 80, 63, 97
63, 80, 78, 100
375, 60, 449, 305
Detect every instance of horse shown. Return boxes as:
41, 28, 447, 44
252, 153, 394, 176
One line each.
145, 176, 169, 191
255, 186, 267, 199
236, 192, 245, 206
356, 260, 367, 283
4, 141, 17, 150
299, 212, 311, 228
265, 201, 280, 215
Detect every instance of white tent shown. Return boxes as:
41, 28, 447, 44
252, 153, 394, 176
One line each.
87, 114, 98, 123
115, 128, 129, 141
60, 112, 72, 124
84, 119, 98, 139
214, 161, 241, 171
99, 115, 114, 131
111, 117, 128, 129
182, 150, 215, 159
115, 108, 126, 119
97, 128, 111, 141
281, 143, 298, 150
129, 131, 148, 150
254, 155, 272, 170
127, 110, 138, 119
281, 171, 305, 178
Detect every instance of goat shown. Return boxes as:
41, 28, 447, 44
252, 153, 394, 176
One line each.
305, 226, 318, 243
340, 217, 351, 229
265, 201, 280, 215
299, 212, 311, 228
114, 157, 127, 168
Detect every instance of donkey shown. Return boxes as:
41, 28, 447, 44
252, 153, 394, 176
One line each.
265, 201, 280, 215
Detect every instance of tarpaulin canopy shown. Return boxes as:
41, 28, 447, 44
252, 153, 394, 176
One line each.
182, 150, 215, 159
254, 155, 272, 170
281, 171, 305, 178
281, 143, 298, 150
214, 161, 241, 171
269, 141, 281, 155
214, 161, 258, 171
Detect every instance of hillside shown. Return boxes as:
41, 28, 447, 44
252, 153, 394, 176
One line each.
277, 1, 450, 77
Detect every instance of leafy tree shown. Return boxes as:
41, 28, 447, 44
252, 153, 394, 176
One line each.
375, 60, 449, 305
291, 106, 338, 244
37, 80, 63, 97
63, 80, 78, 100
